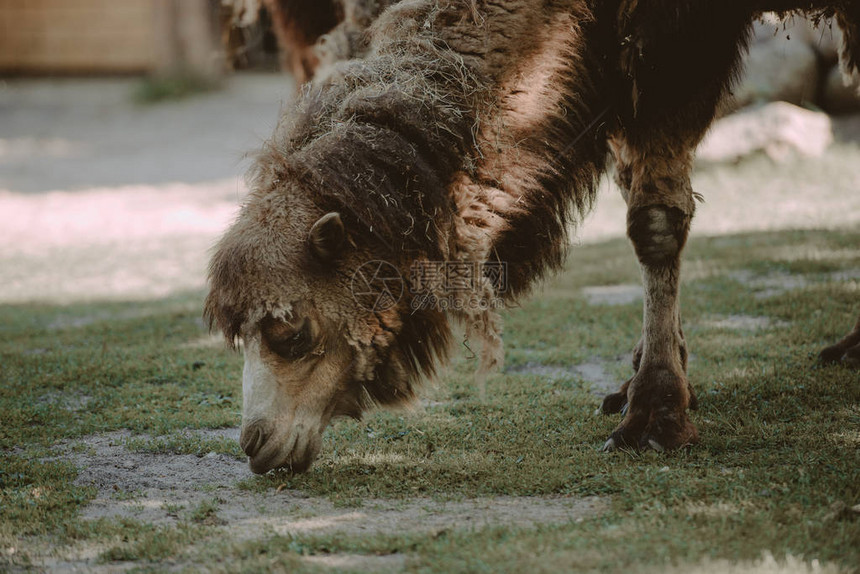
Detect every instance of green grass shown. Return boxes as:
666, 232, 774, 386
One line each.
1, 229, 858, 572
132, 73, 221, 104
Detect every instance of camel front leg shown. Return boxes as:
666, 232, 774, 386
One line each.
599, 142, 696, 418
602, 151, 699, 451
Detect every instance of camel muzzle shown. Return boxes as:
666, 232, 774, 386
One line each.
242, 419, 320, 474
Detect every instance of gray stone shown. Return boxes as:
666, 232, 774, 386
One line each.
697, 102, 833, 164
734, 37, 819, 109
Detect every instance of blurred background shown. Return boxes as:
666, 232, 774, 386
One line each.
1, 1, 859, 305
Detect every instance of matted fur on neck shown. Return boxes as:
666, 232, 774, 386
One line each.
262, 40, 490, 260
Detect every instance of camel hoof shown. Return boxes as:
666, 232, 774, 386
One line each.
646, 438, 664, 453
818, 346, 845, 365
818, 344, 860, 369
599, 391, 628, 415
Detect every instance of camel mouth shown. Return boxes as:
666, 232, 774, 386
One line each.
248, 453, 313, 475
246, 431, 321, 475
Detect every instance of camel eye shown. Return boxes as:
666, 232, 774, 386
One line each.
262, 318, 313, 361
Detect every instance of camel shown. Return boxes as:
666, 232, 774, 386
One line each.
207, 0, 860, 474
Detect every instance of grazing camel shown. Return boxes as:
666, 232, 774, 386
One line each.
207, 0, 860, 473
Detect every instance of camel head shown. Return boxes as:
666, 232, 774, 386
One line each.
204, 183, 450, 474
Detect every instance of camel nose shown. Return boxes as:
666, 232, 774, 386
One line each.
239, 421, 270, 458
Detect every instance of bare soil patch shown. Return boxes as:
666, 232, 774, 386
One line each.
65, 429, 604, 534
304, 553, 408, 572
581, 284, 643, 306
507, 356, 627, 397
701, 315, 790, 330
729, 269, 860, 299
35, 430, 605, 570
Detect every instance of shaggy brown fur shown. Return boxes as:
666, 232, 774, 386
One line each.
207, 0, 860, 472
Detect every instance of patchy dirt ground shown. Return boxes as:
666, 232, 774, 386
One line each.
507, 358, 625, 397
34, 430, 605, 571
61, 430, 604, 536
728, 268, 860, 299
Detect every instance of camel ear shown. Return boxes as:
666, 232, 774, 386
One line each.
308, 212, 346, 262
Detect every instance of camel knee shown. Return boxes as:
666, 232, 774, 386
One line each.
627, 205, 690, 267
